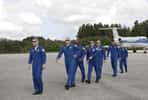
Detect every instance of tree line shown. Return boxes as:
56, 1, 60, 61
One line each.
77, 20, 148, 46
0, 20, 148, 53
0, 37, 64, 53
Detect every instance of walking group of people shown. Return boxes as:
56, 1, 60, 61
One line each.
28, 37, 128, 95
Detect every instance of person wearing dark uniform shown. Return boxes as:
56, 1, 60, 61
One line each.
73, 40, 86, 83
119, 45, 128, 73
56, 38, 81, 90
94, 40, 106, 82
107, 40, 119, 77
28, 38, 46, 95
86, 41, 99, 84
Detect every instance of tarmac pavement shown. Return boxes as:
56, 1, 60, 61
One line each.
0, 53, 148, 100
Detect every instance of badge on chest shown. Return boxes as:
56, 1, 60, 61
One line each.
69, 46, 72, 49
96, 48, 101, 51
92, 48, 95, 52
33, 48, 40, 53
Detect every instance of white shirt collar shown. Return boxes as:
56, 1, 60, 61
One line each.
35, 45, 39, 50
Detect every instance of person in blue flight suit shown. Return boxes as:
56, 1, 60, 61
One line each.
107, 40, 119, 77
71, 41, 82, 86
28, 37, 46, 95
73, 40, 86, 83
119, 44, 128, 73
56, 38, 81, 90
86, 41, 99, 84
94, 40, 106, 82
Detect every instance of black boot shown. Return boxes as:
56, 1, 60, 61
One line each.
81, 78, 85, 83
65, 85, 70, 90
95, 79, 100, 83
125, 69, 128, 72
112, 74, 117, 77
32, 91, 42, 95
120, 71, 124, 74
71, 84, 76, 88
85, 80, 91, 84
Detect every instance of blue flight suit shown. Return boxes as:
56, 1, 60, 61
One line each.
56, 44, 80, 86
28, 45, 46, 93
87, 46, 99, 81
75, 45, 86, 81
107, 45, 119, 76
119, 47, 128, 73
72, 45, 82, 85
94, 46, 106, 80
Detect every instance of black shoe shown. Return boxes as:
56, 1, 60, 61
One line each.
65, 85, 70, 90
81, 79, 85, 83
120, 71, 124, 74
86, 80, 91, 84
112, 74, 117, 77
71, 84, 76, 88
125, 70, 128, 73
81, 76, 85, 83
95, 79, 100, 83
32, 91, 42, 95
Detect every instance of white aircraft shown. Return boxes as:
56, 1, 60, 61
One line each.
100, 27, 148, 53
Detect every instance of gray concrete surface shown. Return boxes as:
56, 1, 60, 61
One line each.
0, 53, 148, 100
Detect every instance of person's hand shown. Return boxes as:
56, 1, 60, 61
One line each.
73, 54, 77, 58
42, 64, 46, 70
119, 57, 121, 61
28, 64, 31, 70
79, 58, 82, 61
89, 56, 93, 60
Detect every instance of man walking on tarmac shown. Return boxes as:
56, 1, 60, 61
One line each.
28, 37, 47, 95
73, 40, 86, 83
56, 38, 81, 90
107, 40, 119, 77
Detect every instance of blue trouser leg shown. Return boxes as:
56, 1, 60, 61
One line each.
32, 67, 43, 92
98, 63, 103, 80
65, 60, 69, 75
34, 76, 43, 92
66, 65, 73, 86
66, 60, 75, 86
71, 60, 77, 85
33, 77, 38, 92
94, 63, 99, 80
123, 59, 127, 72
120, 59, 124, 73
78, 61, 85, 81
87, 62, 93, 81
38, 72, 43, 92
111, 59, 117, 76
87, 61, 98, 81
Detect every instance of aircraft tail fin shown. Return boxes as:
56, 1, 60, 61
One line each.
99, 27, 120, 42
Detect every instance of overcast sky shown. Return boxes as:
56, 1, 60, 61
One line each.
0, 0, 148, 40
